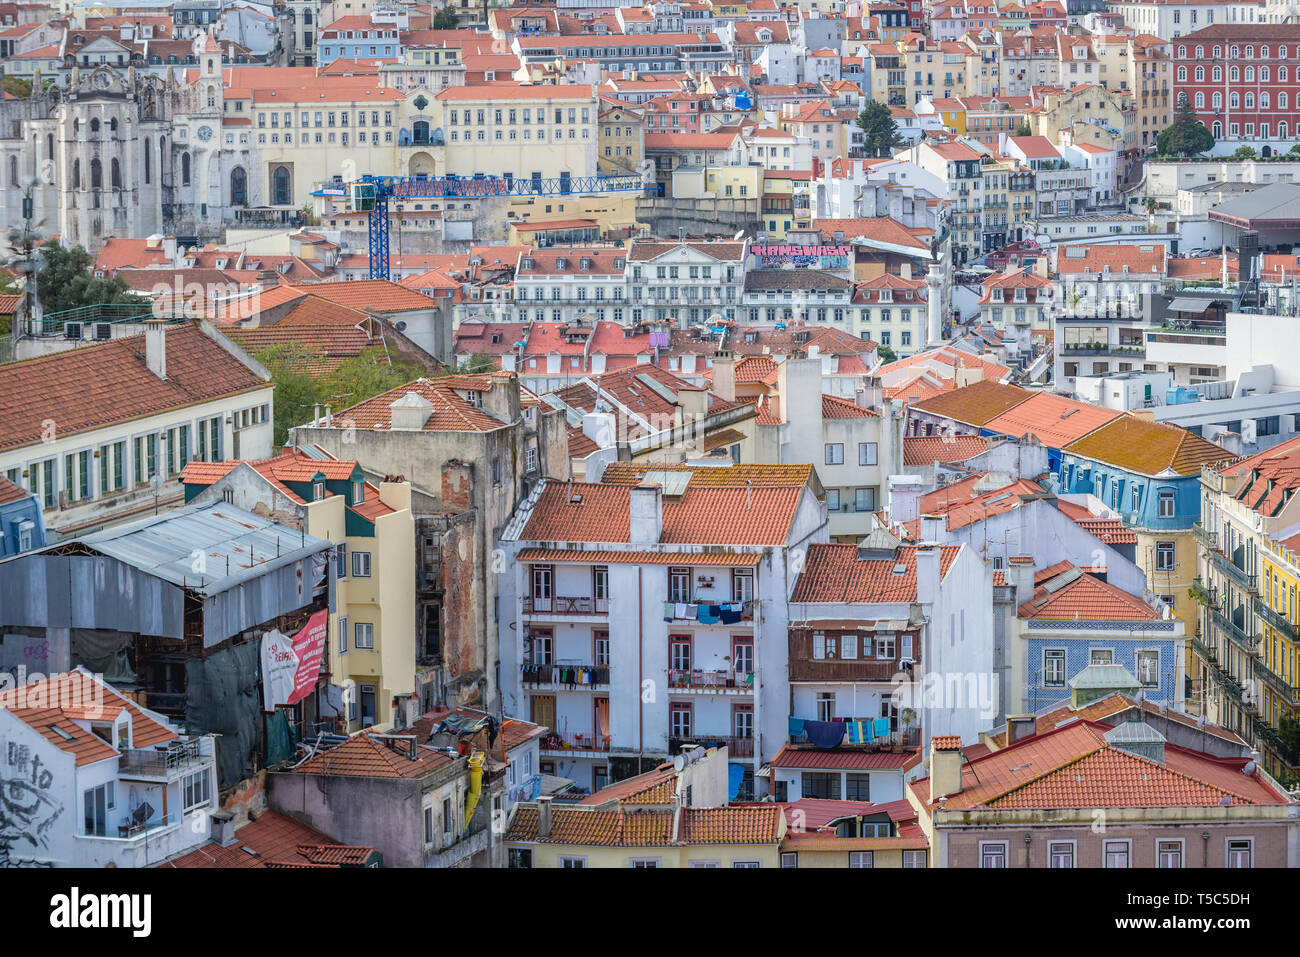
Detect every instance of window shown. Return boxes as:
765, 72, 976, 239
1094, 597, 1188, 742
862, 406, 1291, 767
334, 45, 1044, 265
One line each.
858, 442, 878, 466
558, 856, 587, 868
442, 796, 454, 835
63, 450, 90, 502
1090, 649, 1113, 665
83, 782, 115, 837
1136, 650, 1159, 688
855, 488, 875, 512
731, 568, 753, 602
1104, 840, 1131, 868
424, 804, 435, 845
980, 842, 1007, 868
815, 691, 835, 722
352, 551, 372, 577
1226, 839, 1253, 868
802, 772, 840, 799
903, 849, 927, 868
824, 443, 844, 465
844, 773, 870, 801
337, 616, 348, 654
182, 769, 211, 812
670, 637, 692, 672
1158, 840, 1183, 868
508, 848, 532, 868
1157, 489, 1175, 518
354, 622, 374, 649
28, 457, 55, 509
1044, 650, 1066, 687
732, 860, 761, 868
733, 638, 754, 675
848, 851, 873, 868
630, 859, 660, 868
780, 852, 798, 868
164, 425, 190, 477
335, 543, 348, 579
1049, 842, 1075, 868
668, 567, 692, 603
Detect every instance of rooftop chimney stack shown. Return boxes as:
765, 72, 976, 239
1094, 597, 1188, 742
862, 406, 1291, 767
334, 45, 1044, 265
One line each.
144, 318, 167, 381
537, 795, 553, 839
629, 482, 664, 543
928, 736, 963, 805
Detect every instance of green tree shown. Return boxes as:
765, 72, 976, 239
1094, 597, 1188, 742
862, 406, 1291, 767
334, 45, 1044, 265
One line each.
876, 343, 898, 364
319, 347, 425, 411
1155, 95, 1214, 157
2, 76, 31, 98
855, 100, 904, 158
443, 352, 497, 375
35, 242, 148, 313
1014, 121, 1033, 137
432, 7, 459, 29
1232, 145, 1258, 161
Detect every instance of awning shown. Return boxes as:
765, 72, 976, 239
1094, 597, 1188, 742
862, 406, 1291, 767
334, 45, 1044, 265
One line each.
1167, 297, 1211, 314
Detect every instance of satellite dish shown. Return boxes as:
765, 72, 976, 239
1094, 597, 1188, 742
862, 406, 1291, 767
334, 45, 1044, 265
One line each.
1244, 760, 1256, 776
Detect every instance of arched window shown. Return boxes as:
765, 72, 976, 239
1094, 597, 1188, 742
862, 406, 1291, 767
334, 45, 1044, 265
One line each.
1178, 66, 1187, 82
1230, 45, 1239, 58
231, 166, 247, 206
1282, 66, 1290, 82
181, 152, 190, 186
1195, 65, 1204, 81
1262, 92, 1270, 110
1261, 66, 1270, 82
1178, 46, 1187, 58
1262, 45, 1270, 58
272, 165, 290, 205
1213, 46, 1221, 58
1196, 91, 1205, 108
1213, 66, 1222, 82
1195, 45, 1203, 58
1281, 121, 1290, 139
90, 118, 100, 133
73, 158, 80, 188
1245, 66, 1254, 82
143, 137, 151, 184
1213, 121, 1223, 138
8, 155, 16, 187
111, 158, 121, 188
90, 157, 101, 188
207, 84, 215, 109
1282, 92, 1290, 110
1230, 65, 1240, 81
1213, 91, 1223, 110
1246, 46, 1254, 58
1231, 92, 1240, 109
1245, 92, 1255, 109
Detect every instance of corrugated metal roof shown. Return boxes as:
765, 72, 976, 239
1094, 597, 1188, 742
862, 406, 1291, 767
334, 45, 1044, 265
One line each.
81, 502, 332, 596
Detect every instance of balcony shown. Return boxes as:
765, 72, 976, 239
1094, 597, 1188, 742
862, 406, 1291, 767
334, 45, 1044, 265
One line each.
1253, 596, 1299, 643
788, 658, 914, 683
118, 738, 213, 780
520, 662, 610, 689
1192, 522, 1218, 551
540, 730, 611, 755
1189, 577, 1214, 606
1210, 608, 1259, 653
669, 733, 754, 759
667, 669, 754, 693
1209, 550, 1257, 594
1189, 634, 1217, 663
1252, 658, 1300, 708
522, 595, 609, 616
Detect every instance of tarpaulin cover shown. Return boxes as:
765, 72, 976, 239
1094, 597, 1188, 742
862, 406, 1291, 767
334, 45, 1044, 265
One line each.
728, 763, 745, 801
71, 630, 136, 685
804, 719, 847, 749
264, 709, 295, 766
186, 641, 262, 791
435, 713, 489, 737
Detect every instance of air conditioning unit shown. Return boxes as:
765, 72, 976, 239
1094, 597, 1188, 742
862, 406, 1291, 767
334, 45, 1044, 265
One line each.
64, 322, 83, 340
94, 322, 113, 340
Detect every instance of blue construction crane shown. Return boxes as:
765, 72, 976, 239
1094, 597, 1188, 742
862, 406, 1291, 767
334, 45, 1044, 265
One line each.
349, 172, 649, 280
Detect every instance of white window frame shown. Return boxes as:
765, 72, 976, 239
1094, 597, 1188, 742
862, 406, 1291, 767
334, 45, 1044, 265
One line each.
1157, 839, 1184, 868
352, 551, 372, 577
1103, 838, 1132, 868
558, 855, 588, 868
354, 621, 375, 650
731, 860, 761, 868
1048, 840, 1076, 868
979, 841, 1008, 868
848, 851, 874, 868
1225, 837, 1253, 868
629, 858, 661, 868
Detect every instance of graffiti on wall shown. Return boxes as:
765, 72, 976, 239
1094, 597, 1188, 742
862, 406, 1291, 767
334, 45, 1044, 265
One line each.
0, 740, 62, 867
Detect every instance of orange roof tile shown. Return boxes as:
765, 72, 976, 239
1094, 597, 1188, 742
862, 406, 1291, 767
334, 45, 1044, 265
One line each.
678, 806, 782, 844
291, 732, 454, 779
163, 810, 376, 868
790, 543, 961, 603
506, 805, 676, 846
984, 391, 1120, 448
902, 434, 989, 465
598, 463, 814, 488
910, 379, 1030, 427
1063, 414, 1232, 477
332, 378, 507, 433
1017, 565, 1159, 620
516, 548, 761, 567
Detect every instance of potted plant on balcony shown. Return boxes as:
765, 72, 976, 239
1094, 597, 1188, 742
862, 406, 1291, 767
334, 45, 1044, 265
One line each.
900, 707, 918, 749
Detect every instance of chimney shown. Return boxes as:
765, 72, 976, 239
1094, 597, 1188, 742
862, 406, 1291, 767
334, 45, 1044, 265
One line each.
209, 810, 238, 847
919, 513, 944, 543
915, 543, 940, 606
1006, 555, 1035, 604
144, 318, 167, 380
888, 475, 922, 524
582, 411, 617, 448
928, 736, 963, 804
629, 482, 663, 544
537, 795, 553, 838
711, 355, 736, 402
389, 392, 434, 430
1006, 714, 1036, 744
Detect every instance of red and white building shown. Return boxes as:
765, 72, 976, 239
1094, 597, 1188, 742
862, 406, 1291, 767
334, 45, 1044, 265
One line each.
1173, 24, 1300, 148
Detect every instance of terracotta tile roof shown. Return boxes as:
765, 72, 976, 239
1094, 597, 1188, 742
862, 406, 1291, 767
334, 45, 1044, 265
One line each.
810, 216, 931, 250
227, 322, 384, 377
913, 474, 1050, 532
910, 379, 1030, 427
333, 378, 507, 432
902, 434, 989, 465
0, 668, 177, 766
506, 805, 676, 846
733, 355, 780, 384
987, 692, 1246, 749
520, 480, 804, 546
599, 463, 814, 488
163, 810, 376, 868
768, 745, 919, 770
678, 805, 782, 844
932, 735, 962, 751
0, 325, 268, 454
516, 547, 761, 567
983, 391, 1120, 448
409, 707, 546, 753
0, 476, 31, 505
1063, 414, 1232, 477
291, 732, 455, 779
568, 425, 601, 458
790, 543, 962, 603
821, 393, 879, 419
1229, 440, 1300, 517
579, 763, 678, 806
1018, 565, 1159, 620
1055, 243, 1167, 276
272, 295, 372, 327
289, 279, 436, 313
993, 570, 1009, 586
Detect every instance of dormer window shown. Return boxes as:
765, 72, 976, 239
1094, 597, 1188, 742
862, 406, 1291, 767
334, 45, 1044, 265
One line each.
313, 480, 325, 501
353, 480, 365, 504
992, 288, 1004, 302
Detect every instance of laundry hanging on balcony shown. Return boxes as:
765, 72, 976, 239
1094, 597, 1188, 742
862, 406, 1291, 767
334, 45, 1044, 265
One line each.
845, 719, 874, 745
804, 720, 846, 749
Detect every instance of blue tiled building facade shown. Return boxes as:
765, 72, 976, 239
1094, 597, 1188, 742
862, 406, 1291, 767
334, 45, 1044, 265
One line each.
1024, 632, 1183, 712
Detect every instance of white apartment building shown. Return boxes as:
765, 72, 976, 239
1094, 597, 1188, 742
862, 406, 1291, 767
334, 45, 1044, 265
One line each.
625, 238, 748, 326
514, 247, 630, 324
497, 466, 827, 798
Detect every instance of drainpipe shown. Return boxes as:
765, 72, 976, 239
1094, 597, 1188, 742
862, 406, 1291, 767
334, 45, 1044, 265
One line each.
638, 565, 644, 773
